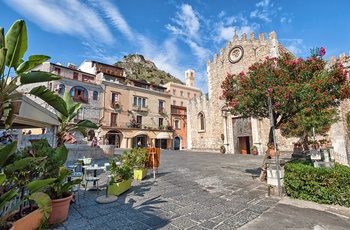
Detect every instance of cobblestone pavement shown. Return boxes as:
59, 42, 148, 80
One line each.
53, 149, 350, 230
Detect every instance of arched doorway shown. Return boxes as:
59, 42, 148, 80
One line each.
232, 117, 252, 154
174, 136, 181, 150
106, 130, 122, 148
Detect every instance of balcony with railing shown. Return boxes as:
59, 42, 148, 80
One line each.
159, 107, 166, 114
110, 102, 122, 112
132, 104, 148, 112
72, 96, 88, 104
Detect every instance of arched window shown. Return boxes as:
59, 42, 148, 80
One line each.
198, 112, 205, 131
93, 91, 98, 100
70, 86, 89, 103
58, 84, 65, 94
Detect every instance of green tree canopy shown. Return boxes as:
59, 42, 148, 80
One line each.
221, 51, 350, 143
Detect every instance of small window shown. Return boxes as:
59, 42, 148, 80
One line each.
93, 91, 98, 100
174, 119, 180, 129
159, 118, 163, 127
54, 67, 61, 75
199, 112, 205, 131
180, 91, 183, 96
73, 72, 78, 80
173, 100, 176, 105
112, 93, 119, 103
180, 101, 184, 106
187, 92, 190, 98
173, 89, 176, 95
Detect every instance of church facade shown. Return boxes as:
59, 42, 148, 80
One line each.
187, 31, 350, 166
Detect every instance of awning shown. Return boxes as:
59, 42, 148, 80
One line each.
133, 131, 148, 137
156, 132, 171, 139
0, 95, 59, 129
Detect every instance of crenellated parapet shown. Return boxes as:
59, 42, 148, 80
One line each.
206, 31, 286, 105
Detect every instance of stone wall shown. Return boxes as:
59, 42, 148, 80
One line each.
65, 144, 115, 162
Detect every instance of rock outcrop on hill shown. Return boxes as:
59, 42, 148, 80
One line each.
113, 54, 183, 85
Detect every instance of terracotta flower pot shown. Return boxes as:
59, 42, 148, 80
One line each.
269, 149, 280, 158
12, 208, 44, 230
48, 194, 73, 224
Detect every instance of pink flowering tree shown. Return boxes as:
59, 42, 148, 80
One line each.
221, 49, 350, 150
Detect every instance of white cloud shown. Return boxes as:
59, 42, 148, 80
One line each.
99, 0, 134, 40
166, 4, 200, 41
250, 0, 275, 23
5, 0, 114, 44
280, 38, 304, 55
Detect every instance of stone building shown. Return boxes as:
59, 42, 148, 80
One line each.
21, 62, 103, 143
164, 70, 202, 150
187, 31, 349, 166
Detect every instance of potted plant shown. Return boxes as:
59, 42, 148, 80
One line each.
319, 139, 327, 148
0, 141, 54, 230
45, 145, 82, 224
251, 145, 258, 155
267, 142, 280, 158
107, 156, 133, 196
21, 139, 83, 224
131, 148, 149, 180
220, 145, 226, 153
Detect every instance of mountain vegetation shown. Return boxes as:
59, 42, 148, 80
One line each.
113, 54, 184, 85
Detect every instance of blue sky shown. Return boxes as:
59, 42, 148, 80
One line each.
1, 0, 350, 93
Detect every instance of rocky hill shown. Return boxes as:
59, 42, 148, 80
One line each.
113, 54, 184, 85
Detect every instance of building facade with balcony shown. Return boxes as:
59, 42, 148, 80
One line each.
79, 60, 173, 149
23, 62, 103, 143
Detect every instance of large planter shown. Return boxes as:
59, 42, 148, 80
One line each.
48, 194, 73, 224
108, 179, 132, 196
12, 208, 45, 230
134, 168, 148, 180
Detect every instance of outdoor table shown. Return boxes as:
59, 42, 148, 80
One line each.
82, 165, 104, 190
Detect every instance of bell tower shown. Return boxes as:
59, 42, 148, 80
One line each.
185, 69, 194, 87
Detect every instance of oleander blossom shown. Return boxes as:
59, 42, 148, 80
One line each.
267, 88, 273, 93
318, 47, 326, 57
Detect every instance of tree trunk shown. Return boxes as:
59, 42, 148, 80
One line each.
259, 126, 274, 181
259, 151, 269, 181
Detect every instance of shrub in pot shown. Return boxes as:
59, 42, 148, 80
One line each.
131, 148, 149, 180
108, 157, 133, 196
0, 141, 54, 230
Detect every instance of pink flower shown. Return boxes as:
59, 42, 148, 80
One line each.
268, 88, 273, 93
275, 101, 280, 106
292, 59, 297, 65
307, 58, 312, 61
238, 91, 241, 94
318, 47, 326, 57
219, 96, 222, 100
240, 71, 245, 75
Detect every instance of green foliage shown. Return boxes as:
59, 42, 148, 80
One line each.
108, 147, 148, 184
109, 158, 133, 184
132, 148, 149, 169
221, 52, 350, 143
56, 92, 98, 147
0, 20, 68, 129
1, 141, 54, 221
284, 160, 350, 207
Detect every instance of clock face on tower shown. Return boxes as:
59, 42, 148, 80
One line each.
228, 45, 244, 64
